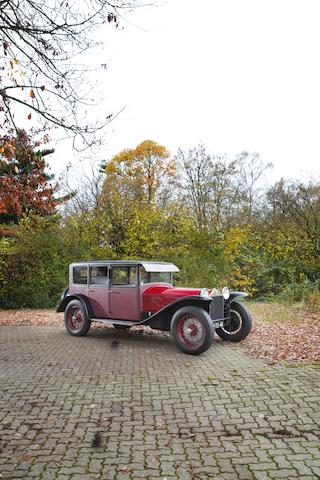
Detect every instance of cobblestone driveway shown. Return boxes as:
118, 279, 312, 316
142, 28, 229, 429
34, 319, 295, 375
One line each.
0, 325, 319, 480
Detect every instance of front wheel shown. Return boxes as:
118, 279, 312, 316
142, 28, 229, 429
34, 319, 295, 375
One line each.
64, 300, 91, 336
216, 301, 252, 342
170, 306, 214, 355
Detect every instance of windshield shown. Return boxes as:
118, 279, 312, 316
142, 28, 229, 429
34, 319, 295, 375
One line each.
140, 268, 172, 285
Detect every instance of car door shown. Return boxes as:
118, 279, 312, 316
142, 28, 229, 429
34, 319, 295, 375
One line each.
109, 266, 140, 320
88, 265, 109, 318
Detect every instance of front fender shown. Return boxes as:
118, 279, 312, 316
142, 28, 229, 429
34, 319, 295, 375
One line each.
142, 295, 212, 331
225, 291, 248, 309
56, 294, 94, 318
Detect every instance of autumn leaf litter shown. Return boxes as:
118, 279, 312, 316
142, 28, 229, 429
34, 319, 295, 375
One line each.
243, 302, 320, 364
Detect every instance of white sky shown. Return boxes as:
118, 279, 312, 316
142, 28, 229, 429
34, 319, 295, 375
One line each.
50, 0, 320, 182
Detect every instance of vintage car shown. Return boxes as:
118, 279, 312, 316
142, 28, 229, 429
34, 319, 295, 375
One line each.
57, 260, 252, 355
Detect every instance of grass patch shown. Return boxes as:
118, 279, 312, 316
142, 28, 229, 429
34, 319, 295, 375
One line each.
247, 300, 320, 324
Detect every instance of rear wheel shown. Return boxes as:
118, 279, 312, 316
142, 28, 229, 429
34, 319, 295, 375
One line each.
170, 306, 214, 355
216, 301, 252, 342
64, 300, 91, 336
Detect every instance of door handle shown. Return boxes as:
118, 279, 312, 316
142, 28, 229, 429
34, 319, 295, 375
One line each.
109, 290, 120, 294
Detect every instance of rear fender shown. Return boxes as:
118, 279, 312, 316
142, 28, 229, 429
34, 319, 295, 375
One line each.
56, 294, 93, 318
142, 296, 212, 331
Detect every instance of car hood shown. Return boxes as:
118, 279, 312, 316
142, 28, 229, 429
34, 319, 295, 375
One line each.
143, 285, 202, 297
142, 285, 205, 312
163, 286, 203, 297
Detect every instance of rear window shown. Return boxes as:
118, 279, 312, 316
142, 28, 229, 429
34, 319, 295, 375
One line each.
73, 266, 88, 285
112, 266, 137, 286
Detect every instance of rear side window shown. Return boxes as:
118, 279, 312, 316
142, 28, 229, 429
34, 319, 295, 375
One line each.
73, 266, 88, 285
112, 266, 137, 286
90, 266, 109, 285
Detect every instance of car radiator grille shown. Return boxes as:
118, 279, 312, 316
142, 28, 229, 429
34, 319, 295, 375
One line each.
210, 296, 224, 320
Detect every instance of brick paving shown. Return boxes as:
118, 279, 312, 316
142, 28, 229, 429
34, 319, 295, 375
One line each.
0, 325, 319, 480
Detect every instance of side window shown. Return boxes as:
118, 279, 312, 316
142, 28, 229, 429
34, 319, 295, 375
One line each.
149, 272, 172, 283
128, 266, 137, 285
73, 266, 88, 285
112, 266, 137, 286
140, 267, 149, 285
90, 266, 109, 285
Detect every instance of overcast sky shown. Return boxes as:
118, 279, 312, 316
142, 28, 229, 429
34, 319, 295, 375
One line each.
51, 0, 320, 182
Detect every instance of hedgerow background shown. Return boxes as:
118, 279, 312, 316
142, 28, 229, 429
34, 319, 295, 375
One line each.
0, 136, 319, 309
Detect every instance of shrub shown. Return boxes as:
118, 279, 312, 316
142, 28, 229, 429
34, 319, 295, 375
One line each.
0, 217, 71, 308
267, 280, 320, 313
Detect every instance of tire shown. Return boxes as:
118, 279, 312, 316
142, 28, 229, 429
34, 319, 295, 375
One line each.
216, 301, 252, 342
113, 324, 130, 330
170, 306, 214, 355
64, 300, 91, 336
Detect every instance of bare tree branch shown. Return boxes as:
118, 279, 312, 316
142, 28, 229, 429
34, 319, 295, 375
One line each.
0, 0, 143, 147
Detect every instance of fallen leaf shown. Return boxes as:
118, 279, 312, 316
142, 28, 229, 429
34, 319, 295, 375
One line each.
120, 465, 131, 474
21, 455, 33, 461
155, 419, 164, 428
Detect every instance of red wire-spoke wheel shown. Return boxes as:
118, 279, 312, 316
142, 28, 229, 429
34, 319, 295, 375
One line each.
216, 301, 252, 342
64, 300, 91, 336
68, 306, 84, 330
177, 315, 205, 347
170, 306, 214, 355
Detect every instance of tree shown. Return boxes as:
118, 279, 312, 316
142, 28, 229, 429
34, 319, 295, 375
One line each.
267, 179, 320, 257
0, 0, 140, 146
235, 151, 273, 223
176, 145, 212, 228
103, 140, 176, 205
58, 158, 105, 216
89, 140, 175, 255
176, 145, 236, 229
0, 129, 58, 225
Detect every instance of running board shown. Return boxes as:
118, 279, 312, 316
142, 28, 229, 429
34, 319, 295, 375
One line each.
91, 317, 228, 328
91, 318, 137, 326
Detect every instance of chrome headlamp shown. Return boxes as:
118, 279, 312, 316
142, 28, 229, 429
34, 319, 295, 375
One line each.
200, 288, 209, 297
222, 287, 230, 300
